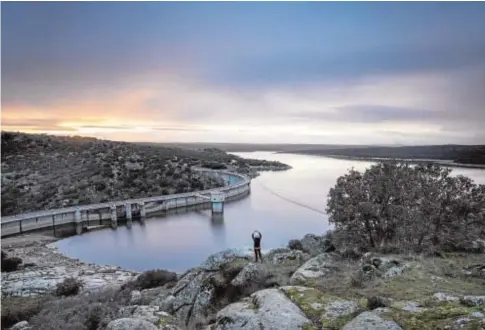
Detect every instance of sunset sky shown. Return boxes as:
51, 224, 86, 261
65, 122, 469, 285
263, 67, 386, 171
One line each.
2, 2, 485, 145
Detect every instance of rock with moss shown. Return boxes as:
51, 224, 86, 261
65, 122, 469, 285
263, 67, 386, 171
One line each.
432, 292, 459, 303
200, 249, 252, 271
280, 286, 360, 328
300, 234, 334, 256
290, 253, 340, 285
106, 318, 159, 330
265, 248, 311, 267
460, 295, 485, 307
117, 305, 182, 329
230, 262, 266, 287
342, 311, 403, 330
214, 288, 312, 329
379, 302, 484, 330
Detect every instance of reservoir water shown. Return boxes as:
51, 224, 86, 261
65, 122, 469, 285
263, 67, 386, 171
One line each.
54, 152, 485, 272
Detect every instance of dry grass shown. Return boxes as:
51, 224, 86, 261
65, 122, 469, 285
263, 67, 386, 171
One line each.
310, 252, 485, 305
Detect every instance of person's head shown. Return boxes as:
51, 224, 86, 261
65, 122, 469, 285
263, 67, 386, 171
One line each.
253, 230, 261, 238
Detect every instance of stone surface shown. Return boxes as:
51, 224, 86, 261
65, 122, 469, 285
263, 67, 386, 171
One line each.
280, 286, 360, 327
230, 262, 266, 287
433, 292, 459, 302
265, 248, 310, 267
300, 234, 333, 256
169, 268, 215, 326
290, 253, 339, 285
10, 321, 32, 330
342, 311, 403, 330
1, 237, 138, 296
131, 290, 142, 304
214, 288, 312, 330
460, 295, 485, 307
118, 305, 162, 325
199, 249, 251, 271
106, 318, 158, 330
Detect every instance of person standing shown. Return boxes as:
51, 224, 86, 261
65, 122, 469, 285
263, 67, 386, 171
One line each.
252, 230, 263, 262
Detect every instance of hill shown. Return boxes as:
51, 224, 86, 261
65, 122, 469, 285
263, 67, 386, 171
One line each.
281, 145, 485, 166
1, 132, 289, 216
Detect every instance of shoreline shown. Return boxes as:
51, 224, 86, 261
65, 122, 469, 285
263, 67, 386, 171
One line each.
1, 234, 140, 297
280, 152, 485, 169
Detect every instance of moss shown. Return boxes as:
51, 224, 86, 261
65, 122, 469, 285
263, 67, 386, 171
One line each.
320, 312, 359, 330
302, 323, 320, 330
282, 286, 361, 329
381, 302, 482, 330
283, 287, 334, 319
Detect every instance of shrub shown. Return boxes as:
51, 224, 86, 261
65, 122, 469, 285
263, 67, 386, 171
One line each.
367, 296, 389, 310
2, 256, 23, 272
287, 239, 304, 251
1, 296, 49, 328
326, 162, 485, 253
55, 277, 84, 297
131, 269, 177, 290
29, 287, 132, 330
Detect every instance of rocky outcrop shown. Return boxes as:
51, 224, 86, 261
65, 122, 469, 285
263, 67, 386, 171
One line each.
213, 288, 312, 330
289, 234, 335, 256
106, 318, 158, 330
342, 311, 403, 330
1, 238, 138, 296
117, 305, 182, 329
290, 253, 340, 285
10, 321, 32, 330
264, 248, 310, 267
280, 286, 361, 328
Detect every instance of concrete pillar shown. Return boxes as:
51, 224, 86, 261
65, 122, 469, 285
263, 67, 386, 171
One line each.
75, 208, 82, 235
110, 204, 118, 228
211, 191, 225, 214
125, 203, 132, 219
139, 202, 146, 218
125, 203, 132, 227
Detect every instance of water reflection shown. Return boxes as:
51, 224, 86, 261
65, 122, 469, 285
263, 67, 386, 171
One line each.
55, 152, 485, 272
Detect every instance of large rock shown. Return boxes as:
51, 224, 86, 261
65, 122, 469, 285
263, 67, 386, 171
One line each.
214, 288, 312, 330
199, 249, 251, 271
280, 286, 360, 328
169, 269, 214, 325
10, 321, 32, 330
290, 253, 340, 285
106, 318, 158, 330
342, 312, 403, 330
300, 234, 334, 256
460, 295, 485, 307
118, 305, 163, 325
265, 248, 310, 267
230, 262, 266, 287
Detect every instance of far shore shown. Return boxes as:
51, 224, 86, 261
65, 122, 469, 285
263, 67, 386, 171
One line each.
279, 152, 485, 169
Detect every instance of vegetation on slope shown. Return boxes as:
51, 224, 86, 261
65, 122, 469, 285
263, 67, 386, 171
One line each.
1, 132, 289, 216
284, 145, 485, 165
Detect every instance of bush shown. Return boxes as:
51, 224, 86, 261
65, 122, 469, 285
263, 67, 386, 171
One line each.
287, 239, 304, 251
2, 256, 23, 272
55, 277, 84, 297
326, 162, 485, 253
131, 269, 177, 290
29, 287, 132, 330
1, 296, 49, 328
367, 296, 390, 310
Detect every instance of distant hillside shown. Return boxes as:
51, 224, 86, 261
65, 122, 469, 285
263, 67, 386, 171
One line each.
1, 132, 289, 216
140, 142, 385, 152
282, 145, 485, 165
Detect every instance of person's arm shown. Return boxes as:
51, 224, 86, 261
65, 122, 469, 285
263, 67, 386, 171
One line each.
251, 232, 255, 240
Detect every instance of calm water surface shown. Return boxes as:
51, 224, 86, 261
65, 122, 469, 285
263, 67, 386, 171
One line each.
55, 152, 485, 272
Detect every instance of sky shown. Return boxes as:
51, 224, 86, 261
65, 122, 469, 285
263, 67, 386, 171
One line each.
2, 2, 485, 145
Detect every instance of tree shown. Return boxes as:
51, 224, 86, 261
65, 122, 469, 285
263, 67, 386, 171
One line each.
326, 162, 485, 252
